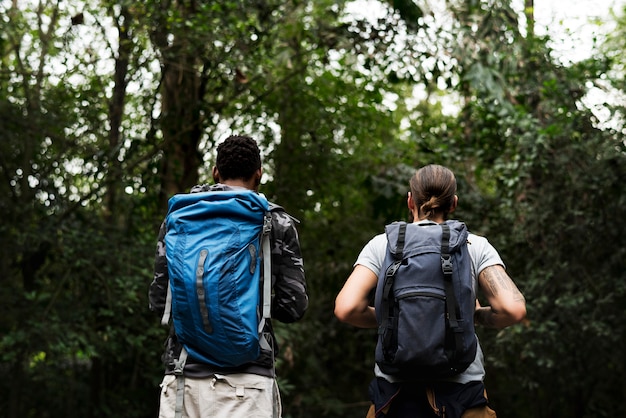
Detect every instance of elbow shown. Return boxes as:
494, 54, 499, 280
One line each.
510, 296, 527, 323
334, 298, 360, 324
512, 303, 527, 324
510, 307, 526, 324
503, 303, 527, 327
487, 300, 527, 329
334, 304, 350, 323
273, 295, 309, 323
333, 293, 349, 322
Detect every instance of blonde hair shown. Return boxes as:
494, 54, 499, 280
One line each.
409, 164, 457, 220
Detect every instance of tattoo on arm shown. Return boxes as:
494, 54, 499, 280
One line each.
482, 267, 525, 302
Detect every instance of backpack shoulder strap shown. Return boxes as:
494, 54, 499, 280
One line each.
161, 281, 173, 326
440, 222, 463, 360
378, 222, 407, 351
268, 201, 283, 212
260, 211, 272, 325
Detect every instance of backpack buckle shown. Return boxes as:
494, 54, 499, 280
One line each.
173, 348, 188, 376
441, 255, 453, 276
263, 213, 272, 235
386, 260, 402, 279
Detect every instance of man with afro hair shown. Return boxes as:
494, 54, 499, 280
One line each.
150, 135, 308, 417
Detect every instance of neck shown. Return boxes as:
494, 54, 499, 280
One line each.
414, 211, 445, 224
417, 217, 445, 224
221, 179, 257, 191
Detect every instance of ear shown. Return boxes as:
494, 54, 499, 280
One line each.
449, 195, 458, 213
212, 166, 220, 183
407, 192, 415, 211
253, 168, 262, 188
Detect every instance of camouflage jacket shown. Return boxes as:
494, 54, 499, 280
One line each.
148, 184, 308, 378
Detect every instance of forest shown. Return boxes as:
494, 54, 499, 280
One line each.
1, 0, 625, 417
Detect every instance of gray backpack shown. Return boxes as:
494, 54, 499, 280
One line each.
374, 220, 477, 380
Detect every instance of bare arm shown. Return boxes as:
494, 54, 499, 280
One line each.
475, 265, 526, 329
334, 265, 378, 328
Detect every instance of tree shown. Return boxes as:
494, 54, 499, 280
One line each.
0, 1, 162, 416
427, 2, 626, 416
1, 0, 625, 416
0, 1, 418, 416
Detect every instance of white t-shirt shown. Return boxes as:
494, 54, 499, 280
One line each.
354, 220, 504, 384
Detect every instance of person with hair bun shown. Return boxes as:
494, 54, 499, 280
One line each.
409, 164, 457, 220
335, 164, 526, 418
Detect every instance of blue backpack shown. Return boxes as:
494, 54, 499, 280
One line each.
160, 189, 273, 368
374, 220, 477, 380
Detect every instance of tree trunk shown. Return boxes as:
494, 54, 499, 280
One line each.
158, 53, 203, 202
150, 1, 204, 206
104, 6, 131, 224
525, 0, 534, 38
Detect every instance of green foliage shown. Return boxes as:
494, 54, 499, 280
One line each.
1, 0, 626, 417
0, 216, 162, 417
437, 6, 626, 416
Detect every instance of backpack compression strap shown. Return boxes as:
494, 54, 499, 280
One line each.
440, 223, 464, 361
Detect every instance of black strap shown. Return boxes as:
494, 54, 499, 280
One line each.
379, 223, 407, 358
393, 222, 407, 261
440, 223, 464, 359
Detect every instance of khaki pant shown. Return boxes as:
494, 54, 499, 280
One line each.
158, 373, 282, 418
